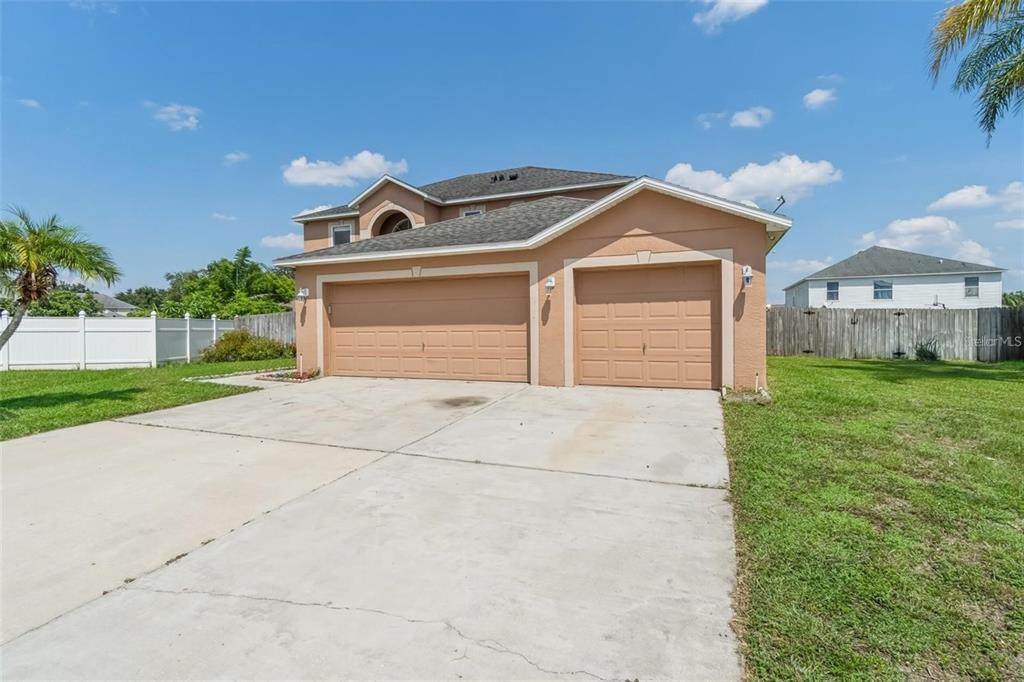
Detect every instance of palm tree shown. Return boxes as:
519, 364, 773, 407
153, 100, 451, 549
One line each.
931, 0, 1024, 140
0, 207, 120, 350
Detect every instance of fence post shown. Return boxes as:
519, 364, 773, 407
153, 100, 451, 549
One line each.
150, 311, 158, 367
184, 312, 191, 363
79, 310, 87, 369
0, 309, 9, 371
211, 314, 218, 348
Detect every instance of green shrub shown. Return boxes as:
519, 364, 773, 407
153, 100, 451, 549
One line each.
200, 329, 295, 363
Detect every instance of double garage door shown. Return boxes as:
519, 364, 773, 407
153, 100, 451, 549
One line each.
326, 265, 720, 389
327, 275, 529, 382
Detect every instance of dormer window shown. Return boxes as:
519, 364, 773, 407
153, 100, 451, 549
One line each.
330, 222, 353, 246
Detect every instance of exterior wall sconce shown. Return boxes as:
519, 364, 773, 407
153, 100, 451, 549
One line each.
296, 287, 310, 301
545, 276, 556, 293
741, 265, 753, 289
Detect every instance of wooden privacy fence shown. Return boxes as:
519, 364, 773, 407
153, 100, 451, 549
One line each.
767, 306, 1024, 362
234, 310, 295, 345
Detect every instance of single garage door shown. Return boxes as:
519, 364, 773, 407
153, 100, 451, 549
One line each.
574, 264, 720, 389
327, 275, 529, 382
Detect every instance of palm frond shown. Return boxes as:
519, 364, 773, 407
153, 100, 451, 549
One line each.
977, 49, 1024, 136
954, 14, 1024, 91
931, 0, 1023, 79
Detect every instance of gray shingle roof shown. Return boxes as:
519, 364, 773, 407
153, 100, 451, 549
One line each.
785, 245, 1003, 289
418, 166, 633, 201
292, 204, 358, 221
92, 293, 137, 310
276, 196, 593, 265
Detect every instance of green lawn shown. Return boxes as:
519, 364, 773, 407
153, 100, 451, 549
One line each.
0, 359, 293, 440
724, 357, 1023, 680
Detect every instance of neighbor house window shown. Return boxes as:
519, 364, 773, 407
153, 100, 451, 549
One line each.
826, 281, 840, 301
330, 223, 352, 246
873, 280, 893, 300
460, 205, 486, 217
964, 276, 979, 297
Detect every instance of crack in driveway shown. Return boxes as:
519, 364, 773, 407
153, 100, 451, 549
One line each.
127, 585, 612, 681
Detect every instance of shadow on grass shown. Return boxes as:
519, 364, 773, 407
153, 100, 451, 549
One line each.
0, 387, 145, 412
805, 359, 1024, 384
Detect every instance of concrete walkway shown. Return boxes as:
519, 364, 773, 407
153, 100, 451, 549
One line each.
2, 376, 738, 680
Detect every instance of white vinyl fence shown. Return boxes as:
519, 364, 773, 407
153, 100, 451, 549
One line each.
0, 311, 234, 371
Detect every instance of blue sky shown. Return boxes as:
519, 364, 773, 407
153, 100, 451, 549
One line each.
3, 0, 1022, 302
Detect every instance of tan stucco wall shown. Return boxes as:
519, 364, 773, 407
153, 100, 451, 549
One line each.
292, 189, 770, 391
302, 220, 333, 252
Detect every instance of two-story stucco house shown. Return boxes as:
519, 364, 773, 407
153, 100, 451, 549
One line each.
783, 245, 1004, 309
275, 166, 793, 391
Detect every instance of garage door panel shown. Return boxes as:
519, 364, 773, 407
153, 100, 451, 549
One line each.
328, 276, 528, 383
580, 329, 609, 351
578, 303, 609, 321
503, 358, 528, 377
648, 301, 680, 318
647, 361, 680, 382
647, 329, 680, 351
504, 329, 528, 349
450, 330, 475, 349
612, 360, 644, 381
612, 302, 643, 319
612, 329, 643, 351
575, 265, 720, 389
580, 359, 610, 382
685, 362, 713, 383
684, 298, 713, 318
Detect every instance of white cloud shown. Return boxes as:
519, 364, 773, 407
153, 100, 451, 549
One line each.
730, 106, 773, 128
296, 204, 332, 216
817, 73, 843, 83
260, 233, 303, 249
769, 256, 835, 273
996, 218, 1024, 230
693, 0, 769, 33
1003, 181, 1024, 211
803, 88, 837, 110
696, 111, 726, 129
223, 151, 249, 166
211, 212, 237, 222
665, 153, 842, 204
928, 185, 997, 210
860, 215, 995, 264
283, 150, 408, 187
954, 239, 995, 266
928, 181, 1023, 212
17, 98, 41, 109
69, 1, 119, 14
147, 102, 200, 131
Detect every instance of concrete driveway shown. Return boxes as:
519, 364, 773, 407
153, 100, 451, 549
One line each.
2, 376, 738, 681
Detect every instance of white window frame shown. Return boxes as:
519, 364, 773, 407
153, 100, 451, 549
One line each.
873, 280, 893, 300
330, 221, 353, 246
825, 281, 839, 301
459, 205, 486, 218
964, 276, 979, 298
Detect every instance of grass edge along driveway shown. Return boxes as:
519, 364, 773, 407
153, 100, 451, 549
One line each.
724, 356, 1023, 680
0, 359, 293, 440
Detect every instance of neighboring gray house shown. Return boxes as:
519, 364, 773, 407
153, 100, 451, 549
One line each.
783, 246, 1004, 309
92, 293, 138, 317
